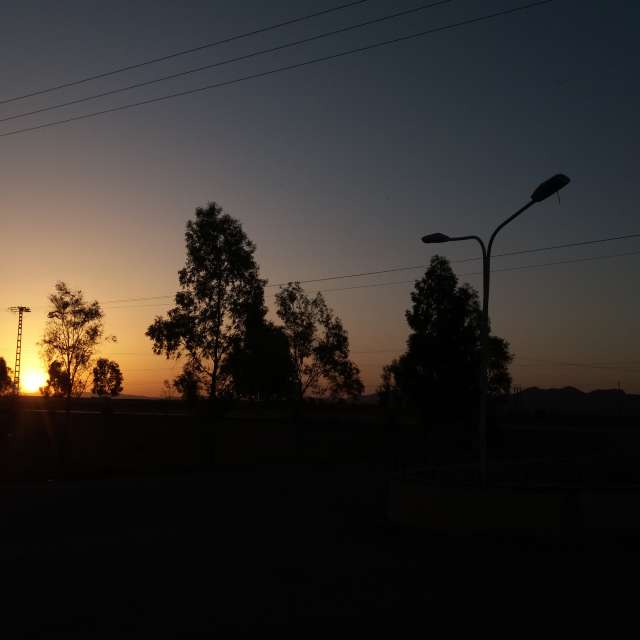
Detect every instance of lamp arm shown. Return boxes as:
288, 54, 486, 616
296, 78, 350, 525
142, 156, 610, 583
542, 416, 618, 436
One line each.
487, 200, 535, 258
449, 235, 487, 259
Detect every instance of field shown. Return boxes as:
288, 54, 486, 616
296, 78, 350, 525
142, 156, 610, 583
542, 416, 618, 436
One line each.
2, 396, 640, 483
2, 397, 640, 630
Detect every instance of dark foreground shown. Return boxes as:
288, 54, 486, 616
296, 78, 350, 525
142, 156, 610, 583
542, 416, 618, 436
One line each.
2, 466, 640, 632
2, 398, 640, 630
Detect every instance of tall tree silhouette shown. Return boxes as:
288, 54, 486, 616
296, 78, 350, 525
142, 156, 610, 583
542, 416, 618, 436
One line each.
0, 358, 13, 396
275, 282, 363, 400
146, 202, 265, 400
224, 285, 295, 400
92, 358, 124, 397
40, 361, 70, 398
381, 256, 512, 420
40, 282, 114, 400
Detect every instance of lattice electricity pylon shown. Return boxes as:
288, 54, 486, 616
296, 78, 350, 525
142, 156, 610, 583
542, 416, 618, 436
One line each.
8, 306, 31, 395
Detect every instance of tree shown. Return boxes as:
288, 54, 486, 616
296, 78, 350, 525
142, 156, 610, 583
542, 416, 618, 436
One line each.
40, 361, 70, 398
146, 202, 266, 401
381, 255, 512, 421
487, 335, 513, 398
377, 362, 403, 409
173, 364, 201, 404
92, 358, 124, 397
161, 379, 176, 401
0, 358, 13, 396
224, 285, 295, 400
275, 282, 364, 400
40, 282, 114, 400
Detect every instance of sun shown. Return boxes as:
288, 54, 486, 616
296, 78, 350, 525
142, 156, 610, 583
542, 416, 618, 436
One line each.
22, 369, 47, 394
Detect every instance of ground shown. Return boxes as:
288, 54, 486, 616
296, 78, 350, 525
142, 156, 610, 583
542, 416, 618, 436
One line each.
2, 466, 639, 631
1, 399, 639, 630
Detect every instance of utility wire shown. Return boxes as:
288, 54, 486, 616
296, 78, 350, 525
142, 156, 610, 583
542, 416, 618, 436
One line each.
96, 232, 640, 306
99, 348, 407, 356
354, 352, 640, 369
316, 249, 640, 293
512, 361, 640, 374
454, 233, 640, 264
85, 247, 640, 311
19, 233, 640, 311
0, 0, 375, 106
95, 353, 640, 374
516, 355, 640, 371
0, 1, 555, 139
0, 1, 453, 124
267, 233, 640, 288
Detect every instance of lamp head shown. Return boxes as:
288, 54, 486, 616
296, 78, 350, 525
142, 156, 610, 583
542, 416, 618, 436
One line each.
421, 233, 451, 244
531, 174, 571, 203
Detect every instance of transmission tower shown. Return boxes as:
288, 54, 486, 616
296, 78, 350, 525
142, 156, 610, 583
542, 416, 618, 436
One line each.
8, 306, 31, 395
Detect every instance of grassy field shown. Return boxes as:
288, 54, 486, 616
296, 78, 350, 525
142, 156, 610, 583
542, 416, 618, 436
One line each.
1, 396, 640, 484
1, 397, 640, 630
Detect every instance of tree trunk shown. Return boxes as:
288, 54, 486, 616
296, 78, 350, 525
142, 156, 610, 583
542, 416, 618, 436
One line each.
210, 367, 217, 401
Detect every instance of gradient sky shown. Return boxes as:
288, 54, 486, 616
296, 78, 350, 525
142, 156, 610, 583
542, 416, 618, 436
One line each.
0, 0, 638, 396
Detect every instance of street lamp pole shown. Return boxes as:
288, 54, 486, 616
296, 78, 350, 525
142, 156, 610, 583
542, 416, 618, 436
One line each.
422, 174, 570, 486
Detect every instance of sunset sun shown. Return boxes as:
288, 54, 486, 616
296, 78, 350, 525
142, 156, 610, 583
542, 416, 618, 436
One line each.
22, 370, 47, 394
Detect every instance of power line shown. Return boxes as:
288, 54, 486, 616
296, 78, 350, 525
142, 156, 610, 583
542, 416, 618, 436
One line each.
301, 248, 640, 293
359, 351, 640, 366
0, 1, 555, 139
267, 233, 640, 288
98, 348, 406, 356
317, 249, 640, 293
18, 232, 640, 312
516, 355, 640, 371
103, 295, 174, 305
0, 0, 375, 106
107, 302, 173, 310
454, 233, 640, 264
351, 349, 404, 354
512, 361, 640, 374
95, 247, 640, 309
0, 1, 453, 125
92, 232, 640, 306
471, 249, 640, 276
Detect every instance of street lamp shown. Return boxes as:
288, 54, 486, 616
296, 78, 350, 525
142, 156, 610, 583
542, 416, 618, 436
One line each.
422, 173, 570, 486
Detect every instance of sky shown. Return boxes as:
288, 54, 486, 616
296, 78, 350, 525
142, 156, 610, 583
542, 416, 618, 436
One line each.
0, 0, 638, 396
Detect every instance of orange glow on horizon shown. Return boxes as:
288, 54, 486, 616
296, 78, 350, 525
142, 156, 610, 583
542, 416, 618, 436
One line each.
21, 369, 47, 394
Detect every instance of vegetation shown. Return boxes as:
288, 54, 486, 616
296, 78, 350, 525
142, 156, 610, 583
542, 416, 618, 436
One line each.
275, 282, 364, 400
147, 202, 266, 401
147, 203, 360, 403
223, 285, 295, 400
40, 361, 71, 398
379, 255, 512, 420
0, 358, 13, 396
92, 358, 124, 397
40, 282, 115, 400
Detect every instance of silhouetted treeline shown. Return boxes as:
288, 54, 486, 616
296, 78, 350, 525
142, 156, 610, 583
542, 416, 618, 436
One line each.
2, 396, 640, 485
147, 202, 363, 403
0, 358, 13, 396
39, 282, 122, 399
378, 255, 512, 422
507, 386, 640, 423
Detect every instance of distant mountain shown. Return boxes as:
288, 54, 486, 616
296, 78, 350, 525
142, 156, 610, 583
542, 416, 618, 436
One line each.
512, 386, 640, 416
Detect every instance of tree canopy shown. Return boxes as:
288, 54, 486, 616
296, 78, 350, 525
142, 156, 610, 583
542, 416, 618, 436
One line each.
0, 358, 13, 396
40, 282, 114, 399
379, 255, 512, 420
40, 361, 70, 398
92, 358, 124, 397
146, 202, 266, 401
275, 282, 364, 400
223, 285, 295, 400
